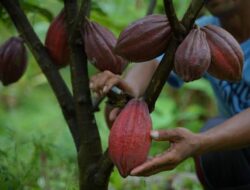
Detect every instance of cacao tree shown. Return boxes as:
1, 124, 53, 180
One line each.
0, 0, 243, 189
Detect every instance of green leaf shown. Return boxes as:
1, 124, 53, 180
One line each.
21, 2, 54, 22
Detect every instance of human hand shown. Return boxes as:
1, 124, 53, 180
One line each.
130, 128, 202, 176
89, 70, 132, 97
104, 103, 121, 129
90, 70, 132, 127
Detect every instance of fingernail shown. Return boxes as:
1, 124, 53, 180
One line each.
89, 83, 93, 89
103, 85, 108, 93
150, 131, 159, 139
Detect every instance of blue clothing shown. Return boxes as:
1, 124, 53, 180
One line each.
197, 117, 250, 190
158, 16, 250, 117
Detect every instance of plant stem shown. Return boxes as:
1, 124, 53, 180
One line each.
164, 0, 186, 39
146, 0, 157, 15
64, 0, 107, 189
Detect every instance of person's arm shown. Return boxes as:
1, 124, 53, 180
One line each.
130, 107, 250, 176
199, 107, 250, 153
89, 59, 158, 98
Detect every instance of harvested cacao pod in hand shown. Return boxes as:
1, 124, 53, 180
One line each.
0, 37, 28, 86
109, 99, 152, 177
45, 10, 69, 67
115, 14, 171, 62
84, 19, 127, 74
175, 27, 211, 82
202, 25, 243, 81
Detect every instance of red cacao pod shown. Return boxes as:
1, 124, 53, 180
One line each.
175, 28, 211, 82
45, 10, 69, 67
0, 37, 28, 86
202, 25, 243, 81
84, 19, 127, 74
115, 14, 171, 62
109, 99, 152, 177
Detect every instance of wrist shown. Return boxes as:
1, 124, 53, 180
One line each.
194, 132, 213, 156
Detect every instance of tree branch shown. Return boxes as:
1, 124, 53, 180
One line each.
93, 149, 114, 188
64, 0, 102, 157
164, 0, 186, 39
146, 0, 157, 15
143, 36, 177, 111
144, 0, 205, 112
0, 0, 80, 150
63, 0, 103, 189
92, 96, 105, 112
182, 0, 205, 31
78, 0, 91, 23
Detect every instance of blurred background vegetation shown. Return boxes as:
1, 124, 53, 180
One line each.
0, 0, 217, 189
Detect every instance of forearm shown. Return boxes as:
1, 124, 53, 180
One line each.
122, 59, 158, 98
197, 108, 250, 154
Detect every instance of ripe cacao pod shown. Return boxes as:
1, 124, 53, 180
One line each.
84, 19, 127, 74
202, 25, 243, 81
45, 10, 69, 67
109, 99, 152, 177
175, 28, 211, 82
0, 37, 28, 86
115, 14, 171, 62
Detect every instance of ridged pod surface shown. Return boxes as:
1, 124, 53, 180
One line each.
175, 28, 211, 82
84, 20, 127, 74
45, 10, 69, 67
109, 99, 152, 177
0, 37, 28, 86
115, 14, 171, 62
202, 25, 243, 81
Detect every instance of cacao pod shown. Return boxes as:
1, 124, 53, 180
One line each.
202, 25, 243, 81
0, 37, 28, 86
115, 14, 171, 62
109, 99, 152, 177
175, 27, 211, 82
45, 10, 69, 67
84, 19, 127, 74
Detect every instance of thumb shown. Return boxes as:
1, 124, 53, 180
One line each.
109, 108, 121, 122
150, 129, 178, 141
